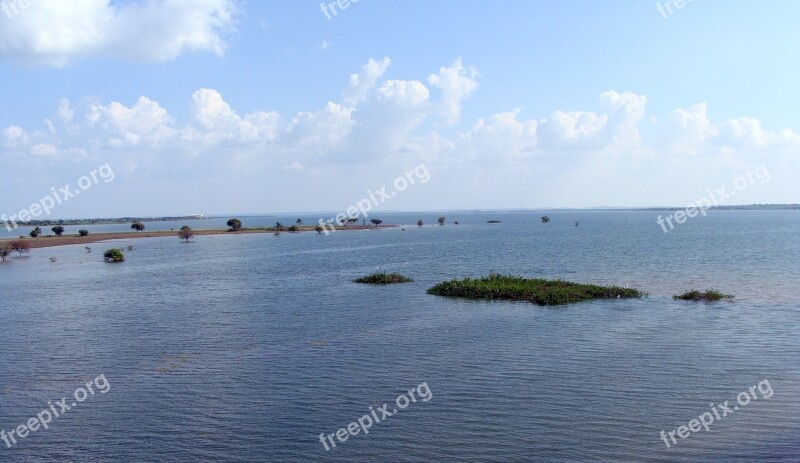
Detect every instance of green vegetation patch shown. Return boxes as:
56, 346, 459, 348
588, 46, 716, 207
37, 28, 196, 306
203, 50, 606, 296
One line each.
354, 272, 414, 284
673, 289, 734, 302
427, 274, 644, 306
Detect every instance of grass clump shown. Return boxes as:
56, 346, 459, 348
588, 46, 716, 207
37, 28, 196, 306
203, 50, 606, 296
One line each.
354, 272, 414, 284
673, 289, 734, 302
427, 273, 644, 306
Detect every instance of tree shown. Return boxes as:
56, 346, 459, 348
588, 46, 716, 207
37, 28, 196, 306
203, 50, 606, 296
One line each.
288, 225, 300, 232
370, 219, 383, 227
51, 226, 65, 236
438, 216, 446, 226
541, 216, 551, 223
177, 225, 194, 242
275, 222, 284, 231
131, 221, 145, 232
9, 240, 31, 257
79, 229, 90, 236
103, 248, 125, 262
315, 225, 324, 234
417, 219, 424, 228
0, 246, 11, 262
296, 218, 303, 227
227, 218, 242, 232
348, 217, 358, 226
29, 227, 42, 238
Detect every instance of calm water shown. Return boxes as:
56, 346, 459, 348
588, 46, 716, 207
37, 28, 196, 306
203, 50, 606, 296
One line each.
1, 211, 799, 462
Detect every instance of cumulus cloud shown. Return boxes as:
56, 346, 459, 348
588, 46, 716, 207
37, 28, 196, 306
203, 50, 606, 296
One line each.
86, 96, 175, 148
341, 57, 391, 106
428, 58, 479, 125
1, 57, 799, 179
0, 0, 237, 66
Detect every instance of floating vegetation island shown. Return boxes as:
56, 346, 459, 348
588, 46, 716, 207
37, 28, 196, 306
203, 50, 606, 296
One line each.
354, 272, 414, 284
427, 274, 644, 306
673, 290, 734, 302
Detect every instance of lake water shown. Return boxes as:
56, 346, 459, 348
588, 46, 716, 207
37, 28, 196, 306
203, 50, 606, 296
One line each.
1, 210, 799, 462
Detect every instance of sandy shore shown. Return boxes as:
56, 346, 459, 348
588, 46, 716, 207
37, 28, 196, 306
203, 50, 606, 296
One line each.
0, 225, 388, 250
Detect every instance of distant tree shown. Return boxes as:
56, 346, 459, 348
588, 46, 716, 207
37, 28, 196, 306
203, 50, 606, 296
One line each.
227, 218, 243, 232
177, 225, 194, 242
370, 219, 383, 227
51, 226, 65, 236
315, 225, 324, 234
78, 229, 89, 236
437, 216, 446, 226
348, 217, 358, 226
275, 222, 284, 231
103, 248, 125, 262
417, 219, 424, 228
0, 245, 11, 262
296, 218, 303, 227
288, 225, 300, 232
10, 240, 31, 257
29, 227, 42, 238
541, 216, 551, 223
131, 221, 145, 232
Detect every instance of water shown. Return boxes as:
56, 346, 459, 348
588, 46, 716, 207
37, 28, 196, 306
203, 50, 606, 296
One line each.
1, 210, 799, 462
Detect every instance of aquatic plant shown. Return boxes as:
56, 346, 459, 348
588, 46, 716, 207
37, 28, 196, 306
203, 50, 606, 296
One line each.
673, 290, 734, 302
427, 274, 644, 306
354, 272, 414, 284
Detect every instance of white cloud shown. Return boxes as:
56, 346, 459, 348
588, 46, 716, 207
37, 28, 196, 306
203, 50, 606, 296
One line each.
86, 96, 175, 148
427, 58, 479, 125
0, 0, 237, 66
341, 57, 391, 106
2, 57, 798, 186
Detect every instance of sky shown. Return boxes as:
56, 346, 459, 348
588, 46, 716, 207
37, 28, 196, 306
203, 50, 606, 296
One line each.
0, 0, 798, 218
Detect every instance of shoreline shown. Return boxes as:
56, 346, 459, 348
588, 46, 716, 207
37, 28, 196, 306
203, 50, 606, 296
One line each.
0, 225, 392, 250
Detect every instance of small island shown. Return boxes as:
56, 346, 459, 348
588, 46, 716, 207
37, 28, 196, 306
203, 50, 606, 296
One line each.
427, 274, 644, 306
673, 289, 734, 302
353, 272, 414, 284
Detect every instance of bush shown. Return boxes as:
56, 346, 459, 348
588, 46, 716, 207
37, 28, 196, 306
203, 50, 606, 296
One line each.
354, 272, 414, 284
227, 218, 242, 231
177, 226, 194, 242
78, 229, 89, 236
103, 248, 125, 262
9, 240, 31, 256
673, 290, 734, 302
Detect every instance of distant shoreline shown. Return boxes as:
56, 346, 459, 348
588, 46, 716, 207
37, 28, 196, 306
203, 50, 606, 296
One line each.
0, 225, 391, 250
4, 204, 798, 228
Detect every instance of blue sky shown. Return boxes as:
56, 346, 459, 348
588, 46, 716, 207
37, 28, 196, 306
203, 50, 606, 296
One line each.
1, 0, 798, 218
